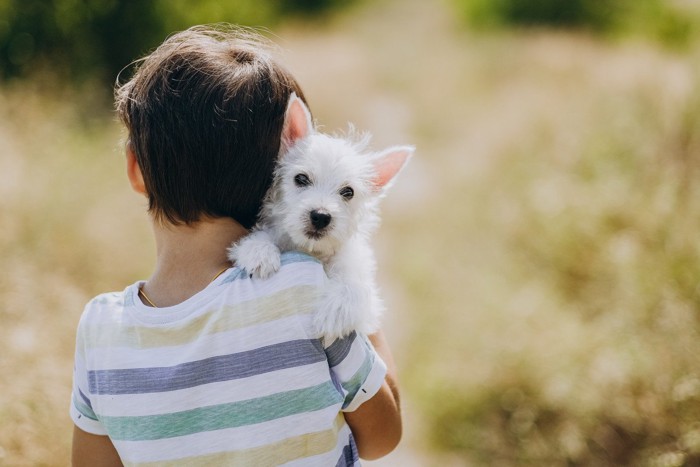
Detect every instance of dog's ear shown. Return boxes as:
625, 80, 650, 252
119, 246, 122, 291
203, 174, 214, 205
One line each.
281, 93, 313, 154
371, 146, 414, 192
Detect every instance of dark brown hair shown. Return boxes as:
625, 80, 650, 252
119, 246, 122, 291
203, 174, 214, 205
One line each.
115, 26, 307, 229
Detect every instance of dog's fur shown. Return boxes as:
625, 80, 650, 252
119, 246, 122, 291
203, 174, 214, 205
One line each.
228, 94, 413, 341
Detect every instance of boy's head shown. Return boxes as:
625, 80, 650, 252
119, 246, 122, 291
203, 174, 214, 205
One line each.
115, 26, 307, 229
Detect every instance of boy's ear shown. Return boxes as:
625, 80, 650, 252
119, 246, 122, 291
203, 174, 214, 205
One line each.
280, 93, 313, 154
371, 146, 414, 192
126, 142, 147, 196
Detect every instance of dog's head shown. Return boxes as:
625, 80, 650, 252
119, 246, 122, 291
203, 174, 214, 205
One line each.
265, 94, 413, 257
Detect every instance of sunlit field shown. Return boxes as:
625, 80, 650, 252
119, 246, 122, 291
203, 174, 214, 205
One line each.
2, 0, 700, 465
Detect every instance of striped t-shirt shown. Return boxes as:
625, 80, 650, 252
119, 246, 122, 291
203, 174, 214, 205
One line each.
70, 252, 387, 466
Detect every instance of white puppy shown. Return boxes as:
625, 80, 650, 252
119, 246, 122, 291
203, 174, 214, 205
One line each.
228, 94, 413, 342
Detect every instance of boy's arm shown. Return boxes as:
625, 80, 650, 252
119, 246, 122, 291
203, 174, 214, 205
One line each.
343, 330, 402, 460
72, 426, 123, 467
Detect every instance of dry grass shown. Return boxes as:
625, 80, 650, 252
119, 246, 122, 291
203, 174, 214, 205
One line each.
2, 0, 700, 465
0, 83, 153, 465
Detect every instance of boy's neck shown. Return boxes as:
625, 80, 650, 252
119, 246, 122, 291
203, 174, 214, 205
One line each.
142, 216, 248, 308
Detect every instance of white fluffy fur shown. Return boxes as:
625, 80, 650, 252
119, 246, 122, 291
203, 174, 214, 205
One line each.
228, 94, 413, 342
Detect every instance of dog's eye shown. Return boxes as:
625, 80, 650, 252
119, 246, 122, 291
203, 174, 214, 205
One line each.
339, 186, 354, 200
294, 173, 311, 187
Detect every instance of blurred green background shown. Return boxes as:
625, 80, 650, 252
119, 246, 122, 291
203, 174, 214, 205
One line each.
2, 0, 700, 465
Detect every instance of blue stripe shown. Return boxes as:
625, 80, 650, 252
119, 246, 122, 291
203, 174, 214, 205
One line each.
123, 290, 134, 306
325, 331, 357, 367
94, 292, 126, 306
78, 388, 93, 409
88, 339, 325, 395
336, 434, 360, 466
220, 267, 251, 284
280, 251, 321, 266
348, 433, 360, 464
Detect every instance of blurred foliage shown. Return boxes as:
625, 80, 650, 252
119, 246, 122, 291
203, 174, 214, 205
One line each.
0, 0, 354, 85
454, 0, 698, 47
456, 0, 621, 30
409, 70, 700, 466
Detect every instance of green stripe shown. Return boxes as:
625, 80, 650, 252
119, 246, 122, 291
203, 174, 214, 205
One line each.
85, 285, 321, 350
72, 394, 99, 421
341, 353, 375, 407
102, 381, 343, 441
125, 414, 346, 467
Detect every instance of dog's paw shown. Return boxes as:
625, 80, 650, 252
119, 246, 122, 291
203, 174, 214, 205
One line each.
314, 280, 371, 341
228, 234, 281, 279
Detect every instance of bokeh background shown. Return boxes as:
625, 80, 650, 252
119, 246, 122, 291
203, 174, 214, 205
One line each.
2, 0, 700, 465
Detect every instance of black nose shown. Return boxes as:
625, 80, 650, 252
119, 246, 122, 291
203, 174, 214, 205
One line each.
309, 210, 331, 230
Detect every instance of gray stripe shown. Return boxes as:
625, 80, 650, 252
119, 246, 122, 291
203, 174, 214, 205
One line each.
325, 331, 357, 368
88, 339, 325, 395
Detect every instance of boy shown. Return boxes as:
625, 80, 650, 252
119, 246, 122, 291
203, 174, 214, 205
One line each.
70, 26, 401, 466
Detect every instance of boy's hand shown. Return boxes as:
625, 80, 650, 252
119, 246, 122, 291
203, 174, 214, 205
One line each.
72, 426, 123, 467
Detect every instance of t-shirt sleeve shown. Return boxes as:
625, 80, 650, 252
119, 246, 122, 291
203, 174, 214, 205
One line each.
69, 309, 108, 435
324, 331, 388, 412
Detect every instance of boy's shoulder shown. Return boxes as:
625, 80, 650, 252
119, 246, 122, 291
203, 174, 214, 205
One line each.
78, 287, 134, 326
223, 250, 325, 284
87, 289, 132, 307
77, 252, 324, 327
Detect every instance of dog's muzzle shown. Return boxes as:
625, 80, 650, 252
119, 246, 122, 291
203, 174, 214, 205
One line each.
309, 210, 331, 230
305, 210, 332, 239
